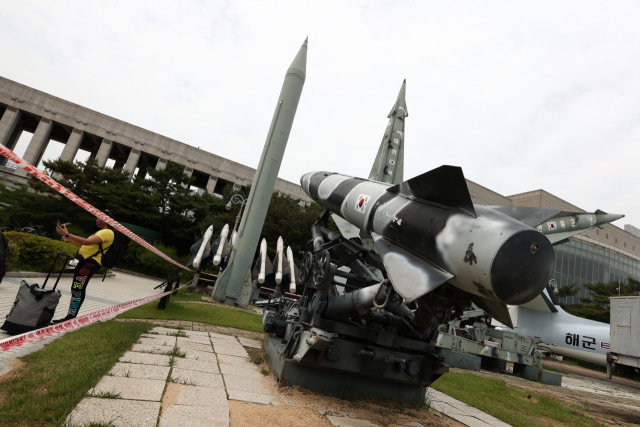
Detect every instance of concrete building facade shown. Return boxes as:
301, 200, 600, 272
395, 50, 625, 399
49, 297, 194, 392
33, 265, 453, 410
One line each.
0, 76, 310, 202
1, 76, 638, 305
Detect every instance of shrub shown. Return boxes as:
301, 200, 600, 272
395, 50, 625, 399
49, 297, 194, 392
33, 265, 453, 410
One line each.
4, 231, 77, 272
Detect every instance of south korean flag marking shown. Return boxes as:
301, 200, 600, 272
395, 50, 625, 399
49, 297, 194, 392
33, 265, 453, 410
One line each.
389, 159, 396, 165
547, 221, 557, 231
355, 194, 371, 214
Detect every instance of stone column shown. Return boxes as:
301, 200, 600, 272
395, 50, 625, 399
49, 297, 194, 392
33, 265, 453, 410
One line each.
182, 167, 194, 188
206, 175, 218, 194
17, 117, 53, 176
0, 106, 22, 147
59, 129, 84, 162
95, 139, 113, 167
156, 158, 167, 170
123, 148, 140, 174
0, 107, 22, 168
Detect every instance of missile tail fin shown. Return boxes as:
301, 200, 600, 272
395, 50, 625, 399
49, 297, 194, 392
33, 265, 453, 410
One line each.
372, 232, 453, 302
387, 165, 476, 217
470, 295, 513, 328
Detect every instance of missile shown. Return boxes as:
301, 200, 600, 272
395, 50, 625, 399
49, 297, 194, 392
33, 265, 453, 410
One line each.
230, 230, 238, 249
192, 225, 214, 269
275, 237, 284, 283
489, 206, 624, 245
287, 246, 296, 293
259, 238, 267, 284
301, 166, 556, 311
213, 224, 230, 266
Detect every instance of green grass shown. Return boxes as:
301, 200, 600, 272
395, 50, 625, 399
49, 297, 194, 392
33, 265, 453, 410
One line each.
117, 299, 264, 333
169, 288, 207, 302
0, 320, 151, 426
431, 372, 602, 427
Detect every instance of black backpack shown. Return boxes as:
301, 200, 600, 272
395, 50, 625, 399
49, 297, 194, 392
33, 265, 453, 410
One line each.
0, 230, 8, 283
94, 226, 131, 269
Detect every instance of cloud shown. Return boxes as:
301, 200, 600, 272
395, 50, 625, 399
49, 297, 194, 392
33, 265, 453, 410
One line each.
1, 0, 639, 230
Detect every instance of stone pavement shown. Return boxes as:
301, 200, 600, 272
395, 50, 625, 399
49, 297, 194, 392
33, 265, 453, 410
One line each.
66, 326, 273, 427
0, 271, 164, 372
427, 389, 512, 427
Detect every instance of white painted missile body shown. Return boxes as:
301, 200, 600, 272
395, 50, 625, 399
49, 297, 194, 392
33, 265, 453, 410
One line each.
193, 225, 214, 269
259, 238, 268, 284
213, 224, 230, 266
287, 246, 296, 293
275, 236, 284, 283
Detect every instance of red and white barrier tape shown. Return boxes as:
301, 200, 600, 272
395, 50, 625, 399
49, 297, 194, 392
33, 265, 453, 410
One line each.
0, 283, 188, 353
0, 145, 191, 271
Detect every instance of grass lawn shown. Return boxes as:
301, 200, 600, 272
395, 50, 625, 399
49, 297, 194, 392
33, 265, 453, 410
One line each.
170, 288, 207, 302
0, 320, 151, 426
431, 372, 602, 427
117, 298, 264, 333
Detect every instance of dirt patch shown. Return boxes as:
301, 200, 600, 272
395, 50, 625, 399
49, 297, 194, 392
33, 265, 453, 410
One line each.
246, 348, 265, 365
229, 400, 331, 426
0, 359, 27, 384
161, 382, 181, 413
0, 359, 28, 406
245, 346, 461, 427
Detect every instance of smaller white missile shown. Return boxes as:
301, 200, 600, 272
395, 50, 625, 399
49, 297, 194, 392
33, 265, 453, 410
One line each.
275, 236, 284, 283
213, 224, 230, 266
258, 238, 267, 284
193, 225, 213, 268
287, 246, 296, 293
230, 230, 238, 249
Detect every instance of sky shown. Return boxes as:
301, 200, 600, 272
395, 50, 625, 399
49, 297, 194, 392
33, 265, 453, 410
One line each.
1, 1, 639, 230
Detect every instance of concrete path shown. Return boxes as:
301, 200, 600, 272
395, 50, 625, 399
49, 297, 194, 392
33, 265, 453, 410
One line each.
66, 326, 274, 427
427, 389, 512, 427
0, 271, 163, 372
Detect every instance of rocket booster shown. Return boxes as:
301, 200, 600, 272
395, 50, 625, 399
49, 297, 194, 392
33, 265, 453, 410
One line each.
301, 166, 556, 306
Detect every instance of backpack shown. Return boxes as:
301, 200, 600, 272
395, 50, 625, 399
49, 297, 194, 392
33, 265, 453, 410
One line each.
92, 226, 131, 269
0, 230, 8, 283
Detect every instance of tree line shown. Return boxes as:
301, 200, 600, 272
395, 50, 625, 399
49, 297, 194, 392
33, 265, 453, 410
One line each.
0, 157, 327, 263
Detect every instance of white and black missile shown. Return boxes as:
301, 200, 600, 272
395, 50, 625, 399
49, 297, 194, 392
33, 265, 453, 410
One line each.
301, 166, 556, 317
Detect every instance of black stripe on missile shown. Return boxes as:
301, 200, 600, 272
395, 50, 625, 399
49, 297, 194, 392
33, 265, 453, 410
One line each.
326, 178, 368, 214
367, 191, 397, 232
308, 172, 336, 202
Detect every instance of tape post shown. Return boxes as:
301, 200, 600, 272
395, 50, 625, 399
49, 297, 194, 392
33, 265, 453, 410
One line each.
0, 144, 191, 271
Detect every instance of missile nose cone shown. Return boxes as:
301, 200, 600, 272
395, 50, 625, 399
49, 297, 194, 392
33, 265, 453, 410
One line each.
490, 230, 555, 305
287, 37, 307, 82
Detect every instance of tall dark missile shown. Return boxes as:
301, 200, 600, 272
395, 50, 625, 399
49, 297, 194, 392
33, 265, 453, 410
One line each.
369, 80, 407, 185
213, 38, 308, 306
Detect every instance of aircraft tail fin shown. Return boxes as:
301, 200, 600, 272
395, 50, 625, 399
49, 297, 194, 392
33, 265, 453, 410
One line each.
387, 165, 476, 217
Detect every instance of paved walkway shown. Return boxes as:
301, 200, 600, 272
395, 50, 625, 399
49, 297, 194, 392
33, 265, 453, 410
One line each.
427, 389, 511, 427
0, 271, 163, 368
66, 326, 272, 427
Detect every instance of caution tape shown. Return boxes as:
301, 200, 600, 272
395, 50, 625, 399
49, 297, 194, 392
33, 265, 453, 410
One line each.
0, 283, 188, 353
0, 145, 191, 271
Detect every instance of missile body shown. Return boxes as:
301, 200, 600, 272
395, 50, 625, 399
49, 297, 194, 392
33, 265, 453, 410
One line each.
301, 167, 555, 306
213, 224, 230, 266
259, 238, 267, 284
212, 38, 308, 306
193, 225, 214, 269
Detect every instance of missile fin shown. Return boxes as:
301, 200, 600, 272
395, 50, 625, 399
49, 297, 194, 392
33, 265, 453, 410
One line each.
372, 232, 452, 302
387, 165, 476, 217
518, 287, 558, 313
470, 295, 514, 328
331, 214, 361, 239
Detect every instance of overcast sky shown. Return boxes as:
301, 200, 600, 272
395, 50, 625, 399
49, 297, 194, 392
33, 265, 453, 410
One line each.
1, 1, 639, 230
